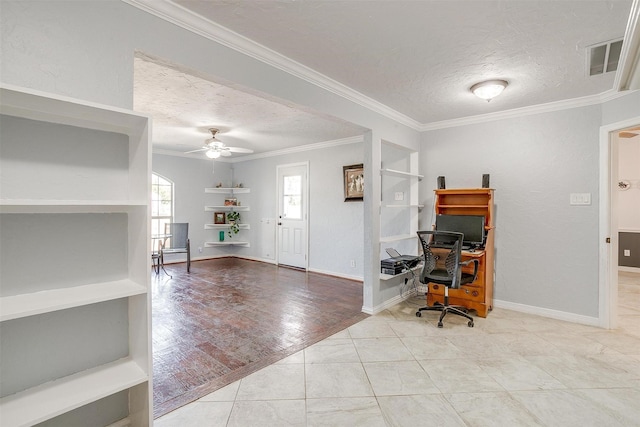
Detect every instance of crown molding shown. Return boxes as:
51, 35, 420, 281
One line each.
123, 0, 421, 130
420, 89, 635, 131
615, 0, 640, 91
152, 135, 363, 161
229, 135, 364, 163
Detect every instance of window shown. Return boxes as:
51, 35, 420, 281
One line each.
151, 173, 174, 239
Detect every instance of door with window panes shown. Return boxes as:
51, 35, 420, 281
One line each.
277, 163, 308, 268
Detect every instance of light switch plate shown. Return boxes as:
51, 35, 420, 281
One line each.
570, 193, 591, 205
394, 192, 404, 201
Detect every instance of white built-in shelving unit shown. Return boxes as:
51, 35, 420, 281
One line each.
204, 187, 251, 247
379, 144, 423, 281
0, 84, 152, 426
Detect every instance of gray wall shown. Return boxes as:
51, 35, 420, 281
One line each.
233, 142, 365, 278
619, 232, 640, 268
152, 153, 232, 262
421, 105, 602, 317
2, 0, 638, 318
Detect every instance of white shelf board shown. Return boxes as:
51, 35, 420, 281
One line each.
205, 206, 250, 211
380, 168, 424, 179
204, 224, 250, 230
380, 265, 422, 281
204, 187, 250, 194
204, 241, 250, 247
0, 200, 147, 214
0, 84, 149, 136
379, 234, 417, 243
0, 358, 147, 427
0, 279, 147, 322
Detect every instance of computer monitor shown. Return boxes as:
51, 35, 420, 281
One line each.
435, 214, 485, 248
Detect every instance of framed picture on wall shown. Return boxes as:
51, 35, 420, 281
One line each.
214, 212, 226, 224
224, 198, 237, 206
343, 163, 364, 201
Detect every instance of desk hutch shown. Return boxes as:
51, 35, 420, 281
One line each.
427, 188, 495, 317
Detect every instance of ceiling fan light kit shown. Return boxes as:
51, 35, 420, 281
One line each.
471, 79, 508, 101
184, 127, 254, 158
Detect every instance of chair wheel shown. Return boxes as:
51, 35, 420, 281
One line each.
468, 321, 474, 327
437, 322, 443, 328
416, 312, 422, 317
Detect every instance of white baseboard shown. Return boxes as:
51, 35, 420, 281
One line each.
362, 294, 404, 315
308, 267, 363, 282
493, 299, 600, 327
618, 266, 640, 273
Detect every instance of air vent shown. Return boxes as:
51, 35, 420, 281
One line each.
588, 39, 623, 76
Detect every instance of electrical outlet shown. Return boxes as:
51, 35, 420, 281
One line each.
624, 249, 631, 257
350, 259, 356, 268
198, 247, 203, 253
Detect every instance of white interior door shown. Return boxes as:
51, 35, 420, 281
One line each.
277, 163, 308, 269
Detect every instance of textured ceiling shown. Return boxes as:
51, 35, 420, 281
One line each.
132, 0, 634, 157
134, 56, 366, 155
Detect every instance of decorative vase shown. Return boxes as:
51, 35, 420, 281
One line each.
219, 230, 225, 241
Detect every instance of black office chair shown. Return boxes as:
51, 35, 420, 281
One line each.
161, 223, 191, 273
415, 230, 478, 328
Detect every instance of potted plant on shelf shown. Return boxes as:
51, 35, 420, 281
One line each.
227, 211, 241, 237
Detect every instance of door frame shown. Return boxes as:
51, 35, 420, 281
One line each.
599, 115, 640, 329
276, 161, 310, 270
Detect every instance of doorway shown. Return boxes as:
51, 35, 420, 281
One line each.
277, 162, 309, 269
600, 116, 640, 329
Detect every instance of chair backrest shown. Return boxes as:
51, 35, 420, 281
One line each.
164, 223, 189, 250
416, 230, 464, 289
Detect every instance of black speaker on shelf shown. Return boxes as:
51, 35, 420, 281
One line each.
482, 174, 490, 188
437, 176, 446, 189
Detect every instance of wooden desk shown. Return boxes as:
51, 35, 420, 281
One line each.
426, 247, 493, 318
428, 188, 495, 317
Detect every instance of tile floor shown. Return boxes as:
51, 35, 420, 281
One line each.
155, 273, 640, 426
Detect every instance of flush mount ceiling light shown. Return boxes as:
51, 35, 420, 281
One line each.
470, 80, 508, 102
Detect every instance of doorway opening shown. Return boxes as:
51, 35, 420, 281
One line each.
600, 116, 640, 329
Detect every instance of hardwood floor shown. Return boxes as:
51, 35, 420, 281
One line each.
151, 257, 368, 418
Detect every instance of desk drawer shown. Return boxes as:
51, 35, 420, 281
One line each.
429, 283, 485, 303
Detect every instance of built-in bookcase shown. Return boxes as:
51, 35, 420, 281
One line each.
379, 141, 423, 280
0, 84, 152, 426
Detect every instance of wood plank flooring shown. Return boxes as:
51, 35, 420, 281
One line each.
152, 257, 368, 418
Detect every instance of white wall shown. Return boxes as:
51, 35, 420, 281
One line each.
421, 105, 603, 317
618, 136, 640, 230
152, 154, 232, 263
1, 0, 419, 308
232, 142, 365, 279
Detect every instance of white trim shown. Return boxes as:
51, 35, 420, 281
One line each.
618, 228, 640, 233
362, 294, 404, 315
122, 0, 420, 130
152, 135, 362, 160
308, 267, 363, 282
123, 0, 635, 133
229, 135, 363, 163
421, 90, 632, 131
615, 0, 640, 91
493, 299, 600, 327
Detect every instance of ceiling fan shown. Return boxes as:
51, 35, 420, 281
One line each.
185, 128, 254, 158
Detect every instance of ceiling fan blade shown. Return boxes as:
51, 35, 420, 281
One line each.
184, 147, 208, 154
220, 150, 232, 157
226, 146, 254, 153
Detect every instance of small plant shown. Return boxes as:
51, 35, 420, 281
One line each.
227, 211, 241, 237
